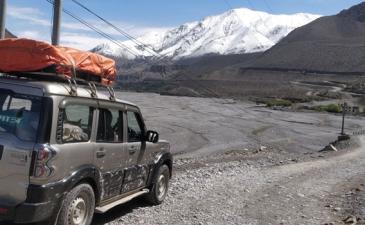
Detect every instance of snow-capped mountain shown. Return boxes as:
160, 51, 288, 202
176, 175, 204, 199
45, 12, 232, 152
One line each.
93, 8, 321, 60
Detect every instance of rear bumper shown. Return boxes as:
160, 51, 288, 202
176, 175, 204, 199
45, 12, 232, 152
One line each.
0, 166, 102, 224
0, 182, 65, 224
0, 206, 15, 222
0, 200, 58, 224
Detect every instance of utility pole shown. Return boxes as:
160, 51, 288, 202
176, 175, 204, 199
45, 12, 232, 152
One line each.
341, 102, 348, 135
0, 0, 7, 39
52, 0, 62, 45
338, 102, 351, 141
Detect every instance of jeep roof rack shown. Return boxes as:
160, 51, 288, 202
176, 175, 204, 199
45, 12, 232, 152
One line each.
0, 72, 117, 101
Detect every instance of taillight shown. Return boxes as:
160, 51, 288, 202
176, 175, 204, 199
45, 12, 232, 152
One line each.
0, 207, 8, 214
32, 144, 56, 178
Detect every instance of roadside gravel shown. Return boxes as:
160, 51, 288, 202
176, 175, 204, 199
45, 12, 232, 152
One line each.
93, 137, 365, 225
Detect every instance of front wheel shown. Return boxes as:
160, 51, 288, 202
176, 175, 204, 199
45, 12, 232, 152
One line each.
56, 183, 95, 225
145, 164, 170, 205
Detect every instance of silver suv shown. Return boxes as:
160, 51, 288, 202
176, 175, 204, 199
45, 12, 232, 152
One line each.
0, 77, 172, 225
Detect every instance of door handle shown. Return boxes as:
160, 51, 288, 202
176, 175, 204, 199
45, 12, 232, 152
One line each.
96, 149, 106, 158
129, 146, 137, 154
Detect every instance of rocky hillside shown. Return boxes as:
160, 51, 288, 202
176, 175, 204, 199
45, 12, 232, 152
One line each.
247, 2, 365, 73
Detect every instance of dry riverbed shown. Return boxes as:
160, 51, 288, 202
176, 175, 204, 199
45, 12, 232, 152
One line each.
117, 92, 364, 157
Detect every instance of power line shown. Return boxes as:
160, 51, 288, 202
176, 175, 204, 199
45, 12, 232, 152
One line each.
46, 0, 174, 80
46, 0, 140, 58
63, 11, 139, 57
262, 0, 273, 13
223, 0, 234, 10
71, 0, 158, 56
71, 0, 171, 62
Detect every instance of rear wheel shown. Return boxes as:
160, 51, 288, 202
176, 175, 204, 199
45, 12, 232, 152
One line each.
56, 183, 95, 225
145, 165, 170, 205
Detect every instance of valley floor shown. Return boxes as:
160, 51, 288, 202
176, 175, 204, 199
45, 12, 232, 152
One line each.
118, 91, 364, 157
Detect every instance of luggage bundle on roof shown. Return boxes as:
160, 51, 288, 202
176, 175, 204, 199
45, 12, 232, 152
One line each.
0, 38, 117, 86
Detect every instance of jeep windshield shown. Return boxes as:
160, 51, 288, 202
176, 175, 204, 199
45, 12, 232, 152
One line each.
0, 89, 42, 142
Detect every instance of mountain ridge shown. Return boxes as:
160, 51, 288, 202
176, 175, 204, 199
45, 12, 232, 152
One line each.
93, 8, 320, 60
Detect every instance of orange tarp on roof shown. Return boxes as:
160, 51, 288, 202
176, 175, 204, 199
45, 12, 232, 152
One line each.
0, 38, 116, 85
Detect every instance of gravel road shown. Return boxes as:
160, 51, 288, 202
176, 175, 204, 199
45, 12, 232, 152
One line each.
92, 137, 365, 225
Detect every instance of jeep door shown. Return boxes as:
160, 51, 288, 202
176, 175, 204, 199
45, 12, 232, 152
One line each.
122, 110, 148, 193
94, 107, 127, 200
50, 101, 97, 184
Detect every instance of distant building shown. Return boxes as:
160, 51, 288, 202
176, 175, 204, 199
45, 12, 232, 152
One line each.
339, 104, 361, 115
352, 106, 360, 114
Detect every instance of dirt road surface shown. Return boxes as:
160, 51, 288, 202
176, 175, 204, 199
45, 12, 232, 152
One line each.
92, 137, 365, 225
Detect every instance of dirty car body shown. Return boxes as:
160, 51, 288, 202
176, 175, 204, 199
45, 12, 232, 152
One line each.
0, 77, 172, 224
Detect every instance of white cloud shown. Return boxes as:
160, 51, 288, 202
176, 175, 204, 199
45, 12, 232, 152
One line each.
122, 25, 172, 37
60, 32, 117, 50
58, 23, 171, 51
7, 6, 51, 26
61, 19, 172, 38
62, 22, 91, 31
7, 5, 172, 51
18, 30, 43, 40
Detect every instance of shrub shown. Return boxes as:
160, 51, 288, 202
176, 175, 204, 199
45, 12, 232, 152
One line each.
315, 104, 341, 113
266, 99, 292, 107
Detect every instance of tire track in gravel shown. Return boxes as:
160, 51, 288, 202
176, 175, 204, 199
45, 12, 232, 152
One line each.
242, 137, 365, 224
92, 137, 365, 225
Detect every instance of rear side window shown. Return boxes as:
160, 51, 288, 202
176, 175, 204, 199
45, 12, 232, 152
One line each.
127, 111, 144, 142
97, 108, 123, 143
0, 90, 42, 142
62, 105, 93, 143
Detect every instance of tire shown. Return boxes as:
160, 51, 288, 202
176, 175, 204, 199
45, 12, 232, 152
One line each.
145, 164, 170, 205
55, 183, 95, 225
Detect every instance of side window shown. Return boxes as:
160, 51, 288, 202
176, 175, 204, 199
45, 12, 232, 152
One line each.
127, 111, 143, 142
97, 108, 123, 143
62, 105, 93, 143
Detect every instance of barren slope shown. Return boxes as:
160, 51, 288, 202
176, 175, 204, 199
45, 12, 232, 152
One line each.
250, 2, 365, 73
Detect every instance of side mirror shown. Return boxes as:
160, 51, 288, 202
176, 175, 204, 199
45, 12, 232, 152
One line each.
145, 130, 159, 143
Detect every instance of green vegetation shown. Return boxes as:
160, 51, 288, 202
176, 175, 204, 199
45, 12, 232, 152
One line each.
266, 99, 292, 107
252, 126, 272, 136
315, 104, 341, 113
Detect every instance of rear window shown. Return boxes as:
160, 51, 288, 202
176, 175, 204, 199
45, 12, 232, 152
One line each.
0, 90, 42, 142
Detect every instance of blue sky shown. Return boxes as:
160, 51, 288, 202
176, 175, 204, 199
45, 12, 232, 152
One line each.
6, 0, 363, 49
